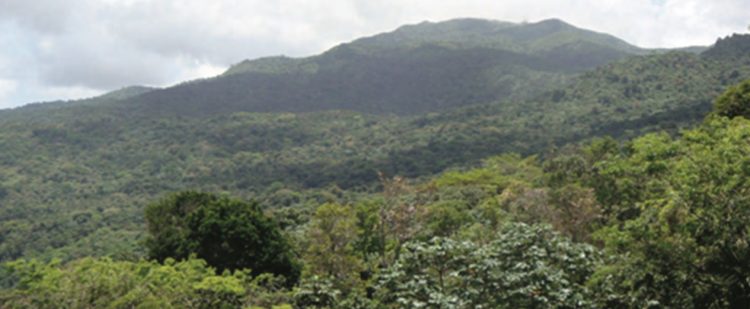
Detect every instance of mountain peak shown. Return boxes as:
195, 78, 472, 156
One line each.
420, 17, 515, 30
338, 17, 640, 56
534, 18, 572, 27
223, 56, 310, 76
702, 33, 750, 60
98, 86, 156, 101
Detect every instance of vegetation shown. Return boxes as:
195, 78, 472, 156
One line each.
194, 18, 640, 116
1, 18, 750, 308
2, 34, 749, 263
588, 115, 750, 307
144, 192, 300, 283
714, 79, 750, 118
0, 257, 280, 309
377, 223, 600, 308
6, 91, 750, 306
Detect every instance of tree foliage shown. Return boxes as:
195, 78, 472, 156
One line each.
301, 203, 362, 291
377, 223, 601, 308
144, 191, 300, 283
0, 257, 252, 309
714, 79, 750, 119
589, 116, 750, 307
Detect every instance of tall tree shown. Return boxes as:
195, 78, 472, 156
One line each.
144, 191, 300, 283
302, 203, 362, 291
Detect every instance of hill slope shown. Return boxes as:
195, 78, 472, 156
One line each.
0, 25, 748, 262
120, 18, 645, 117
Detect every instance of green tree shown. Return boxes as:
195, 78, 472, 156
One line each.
292, 276, 341, 309
144, 191, 300, 283
592, 116, 750, 307
422, 200, 472, 238
302, 203, 362, 291
714, 79, 750, 119
0, 257, 249, 309
376, 174, 423, 265
377, 223, 600, 308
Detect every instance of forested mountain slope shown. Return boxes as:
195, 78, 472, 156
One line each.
5, 80, 750, 308
116, 18, 647, 116
0, 24, 747, 265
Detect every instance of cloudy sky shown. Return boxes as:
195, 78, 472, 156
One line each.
0, 0, 748, 109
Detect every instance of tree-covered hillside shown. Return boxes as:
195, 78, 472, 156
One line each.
115, 18, 650, 117
0, 30, 748, 264
4, 80, 750, 308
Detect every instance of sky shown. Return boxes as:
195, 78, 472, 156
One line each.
0, 0, 748, 109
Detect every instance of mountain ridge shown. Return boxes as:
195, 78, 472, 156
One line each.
114, 18, 652, 117
5, 18, 713, 115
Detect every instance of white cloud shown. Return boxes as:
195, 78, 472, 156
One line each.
0, 0, 748, 108
0, 0, 76, 34
179, 61, 227, 81
42, 85, 103, 101
0, 78, 18, 108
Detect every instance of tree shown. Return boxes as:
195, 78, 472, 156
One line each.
144, 191, 300, 283
0, 257, 250, 309
293, 276, 341, 309
377, 223, 600, 308
302, 203, 362, 291
548, 184, 601, 242
592, 116, 750, 307
375, 173, 423, 265
422, 200, 472, 237
714, 79, 750, 119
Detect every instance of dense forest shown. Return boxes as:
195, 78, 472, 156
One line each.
1, 18, 750, 308
3, 82, 750, 307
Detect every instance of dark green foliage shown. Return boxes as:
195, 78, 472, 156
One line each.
144, 191, 215, 263
145, 191, 300, 283
713, 79, 750, 119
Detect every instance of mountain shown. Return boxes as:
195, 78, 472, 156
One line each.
114, 18, 646, 117
1, 86, 156, 117
702, 33, 750, 60
93, 86, 156, 101
0, 19, 749, 263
